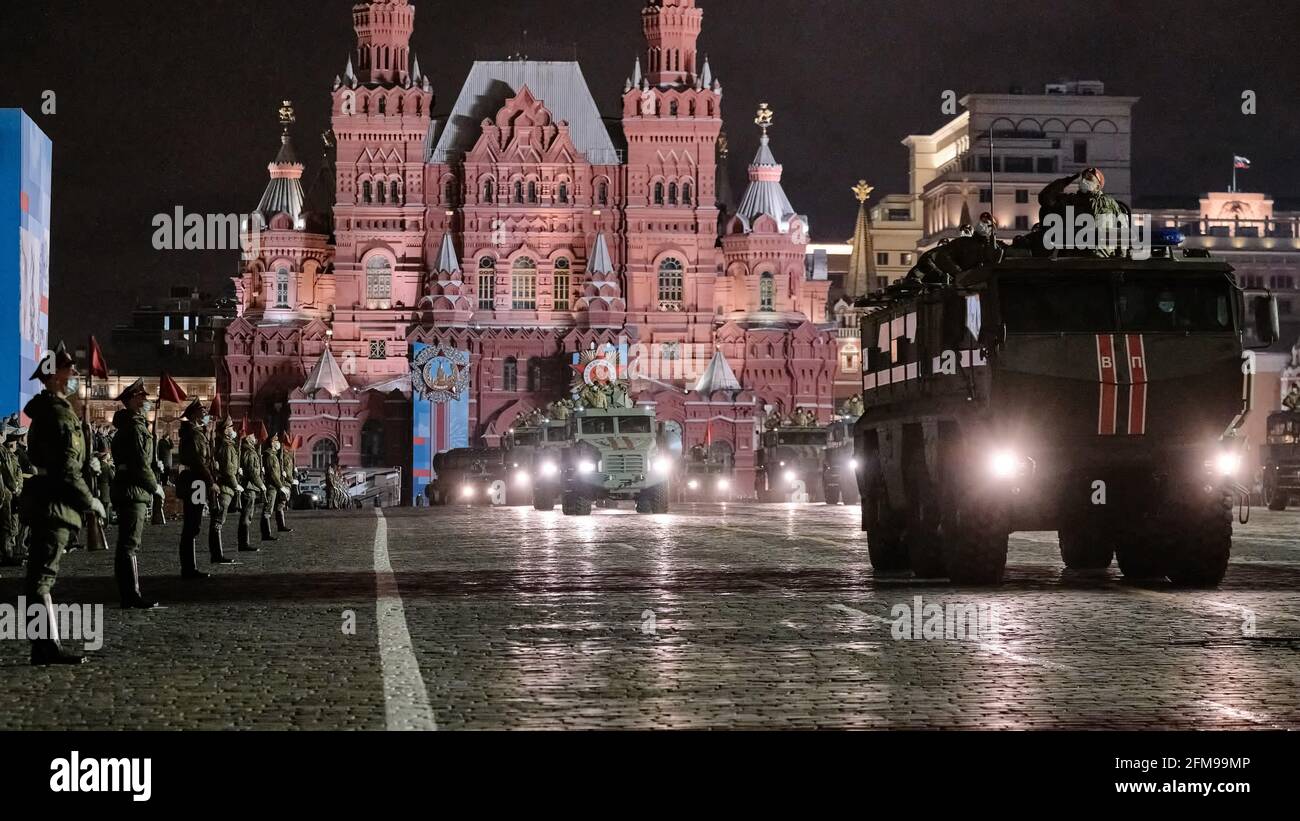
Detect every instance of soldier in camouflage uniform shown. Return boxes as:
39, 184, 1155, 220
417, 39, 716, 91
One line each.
261, 432, 286, 540
177, 398, 225, 577
1033, 167, 1128, 257
238, 422, 266, 550
110, 378, 162, 609
210, 415, 242, 560
0, 420, 24, 569
274, 433, 295, 533
21, 344, 104, 664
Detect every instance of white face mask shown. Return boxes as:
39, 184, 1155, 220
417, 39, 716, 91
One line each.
65, 377, 81, 397
1078, 176, 1100, 194
974, 221, 993, 238
226, 429, 237, 441
142, 400, 154, 415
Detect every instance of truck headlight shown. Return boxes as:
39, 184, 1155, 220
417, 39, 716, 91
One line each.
988, 449, 1021, 480
461, 485, 475, 498
848, 458, 859, 472
578, 460, 596, 475
687, 479, 699, 491
717, 478, 730, 492
784, 470, 798, 484
653, 457, 673, 475
515, 471, 531, 487
1212, 451, 1242, 477
540, 461, 558, 478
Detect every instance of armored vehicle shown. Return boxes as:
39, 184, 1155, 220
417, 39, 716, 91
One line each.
1261, 410, 1300, 511
823, 416, 861, 505
855, 250, 1278, 586
559, 405, 673, 515
677, 444, 735, 501
504, 403, 573, 508
427, 447, 510, 506
756, 410, 828, 502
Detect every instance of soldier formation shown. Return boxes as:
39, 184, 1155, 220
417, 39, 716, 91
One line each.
3, 345, 301, 666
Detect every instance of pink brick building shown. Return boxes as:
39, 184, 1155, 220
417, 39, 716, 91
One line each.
222, 0, 835, 498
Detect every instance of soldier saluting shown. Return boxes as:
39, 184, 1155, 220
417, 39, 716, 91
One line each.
210, 415, 242, 561
22, 343, 104, 664
110, 379, 162, 609
177, 398, 225, 577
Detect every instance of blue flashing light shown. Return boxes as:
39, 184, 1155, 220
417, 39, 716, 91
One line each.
1153, 227, 1185, 247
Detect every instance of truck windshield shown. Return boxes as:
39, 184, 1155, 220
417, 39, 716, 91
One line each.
999, 276, 1233, 333
616, 416, 653, 434
580, 417, 615, 434
511, 431, 540, 447
777, 432, 827, 446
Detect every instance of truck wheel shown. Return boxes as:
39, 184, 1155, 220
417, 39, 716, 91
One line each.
906, 491, 947, 579
533, 488, 556, 511
1264, 480, 1287, 511
941, 492, 1009, 585
1165, 490, 1232, 588
825, 483, 843, 506
863, 484, 909, 573
562, 492, 592, 517
1057, 524, 1114, 570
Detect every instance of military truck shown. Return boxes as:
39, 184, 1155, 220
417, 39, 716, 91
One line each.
559, 404, 673, 515
677, 444, 735, 501
756, 410, 829, 502
855, 250, 1278, 586
823, 415, 861, 505
1261, 409, 1300, 511
427, 447, 511, 506
504, 403, 573, 509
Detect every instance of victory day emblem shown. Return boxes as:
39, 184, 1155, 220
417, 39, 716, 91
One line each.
412, 343, 470, 403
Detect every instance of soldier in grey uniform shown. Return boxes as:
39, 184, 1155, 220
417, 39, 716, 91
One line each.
110, 379, 162, 609
0, 420, 24, 571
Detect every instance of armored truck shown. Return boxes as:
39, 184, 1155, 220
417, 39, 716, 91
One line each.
428, 447, 510, 506
1261, 410, 1300, 511
855, 251, 1278, 586
677, 444, 735, 501
504, 411, 571, 509
756, 421, 828, 502
823, 417, 861, 505
559, 405, 673, 515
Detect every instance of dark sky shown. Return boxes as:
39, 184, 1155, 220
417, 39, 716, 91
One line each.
4, 0, 1299, 350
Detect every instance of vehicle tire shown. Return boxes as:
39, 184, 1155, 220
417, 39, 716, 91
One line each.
561, 492, 592, 517
533, 488, 556, 511
863, 480, 909, 573
941, 489, 1009, 586
906, 489, 947, 579
825, 483, 843, 506
1114, 519, 1169, 580
1264, 479, 1287, 511
1057, 524, 1114, 570
1165, 489, 1232, 588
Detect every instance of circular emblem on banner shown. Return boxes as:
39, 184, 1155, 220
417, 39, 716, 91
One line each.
411, 343, 471, 403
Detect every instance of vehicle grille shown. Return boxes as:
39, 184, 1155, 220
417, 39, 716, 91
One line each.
605, 454, 645, 474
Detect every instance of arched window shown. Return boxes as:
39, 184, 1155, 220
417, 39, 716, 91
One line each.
366, 257, 393, 301
502, 357, 518, 392
361, 181, 372, 204
683, 182, 693, 205
311, 439, 338, 470
275, 267, 290, 308
558, 183, 569, 204
597, 181, 608, 205
553, 258, 570, 311
527, 181, 538, 204
483, 179, 495, 203
658, 257, 684, 310
391, 180, 401, 204
376, 182, 386, 204
654, 182, 664, 205
378, 97, 386, 115
670, 100, 679, 116
760, 271, 775, 311
526, 358, 544, 392
511, 257, 537, 310
668, 182, 678, 205
477, 257, 495, 310
514, 180, 524, 203
444, 179, 456, 205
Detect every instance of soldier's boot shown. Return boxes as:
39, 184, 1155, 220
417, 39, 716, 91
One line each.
237, 516, 258, 552
180, 534, 209, 580
209, 528, 237, 565
30, 593, 89, 666
260, 515, 278, 542
117, 554, 160, 610
275, 509, 293, 533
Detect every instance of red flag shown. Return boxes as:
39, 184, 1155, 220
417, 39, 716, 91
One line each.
158, 371, 187, 405
255, 420, 269, 443
88, 335, 109, 380
209, 391, 224, 420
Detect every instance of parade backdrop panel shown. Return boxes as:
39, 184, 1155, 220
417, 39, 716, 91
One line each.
410, 341, 471, 501
0, 110, 51, 419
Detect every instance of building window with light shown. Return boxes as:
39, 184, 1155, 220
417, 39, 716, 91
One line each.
477, 257, 496, 310
658, 257, 684, 310
553, 258, 571, 311
760, 271, 775, 311
512, 257, 537, 310
275, 267, 290, 307
366, 257, 392, 301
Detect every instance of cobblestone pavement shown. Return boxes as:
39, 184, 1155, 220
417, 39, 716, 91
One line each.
1, 502, 1298, 730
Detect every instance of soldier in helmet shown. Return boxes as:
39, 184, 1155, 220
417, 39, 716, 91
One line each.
177, 398, 227, 577
21, 343, 104, 663
1035, 166, 1128, 257
210, 415, 242, 561
110, 378, 162, 609
0, 419, 24, 571
260, 427, 285, 541
274, 433, 295, 533
908, 211, 1006, 283
237, 421, 265, 551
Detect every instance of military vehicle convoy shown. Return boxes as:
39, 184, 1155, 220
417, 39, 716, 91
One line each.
556, 403, 673, 515
855, 249, 1279, 586
504, 402, 574, 509
427, 447, 511, 506
756, 408, 829, 502
1261, 409, 1300, 511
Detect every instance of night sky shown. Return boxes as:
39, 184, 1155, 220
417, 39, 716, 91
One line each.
5, 0, 1299, 350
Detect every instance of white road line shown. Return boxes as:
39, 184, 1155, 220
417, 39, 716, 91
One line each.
1128, 588, 1300, 625
1204, 700, 1286, 730
372, 508, 438, 731
826, 603, 895, 628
